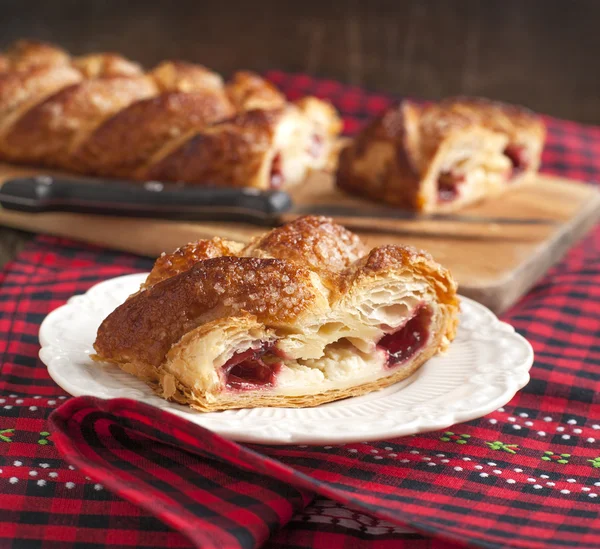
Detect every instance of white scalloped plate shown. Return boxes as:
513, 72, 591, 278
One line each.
39, 273, 533, 445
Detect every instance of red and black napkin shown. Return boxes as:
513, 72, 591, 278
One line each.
0, 72, 599, 549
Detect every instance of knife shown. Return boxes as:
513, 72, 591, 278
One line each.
0, 175, 557, 226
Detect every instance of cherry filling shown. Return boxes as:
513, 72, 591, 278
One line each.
503, 144, 529, 179
437, 172, 465, 202
270, 153, 284, 189
222, 342, 282, 390
308, 134, 324, 159
377, 306, 432, 368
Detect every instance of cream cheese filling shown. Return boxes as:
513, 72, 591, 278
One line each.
273, 339, 389, 396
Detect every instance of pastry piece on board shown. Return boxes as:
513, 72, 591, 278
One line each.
93, 216, 459, 412
0, 40, 341, 190
0, 40, 71, 72
142, 101, 340, 190
337, 97, 545, 213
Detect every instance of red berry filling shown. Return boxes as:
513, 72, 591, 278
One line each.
377, 305, 432, 368
223, 342, 282, 390
437, 172, 465, 202
270, 152, 284, 189
504, 144, 529, 179
308, 134, 324, 159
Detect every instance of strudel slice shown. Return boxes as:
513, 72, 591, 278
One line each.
93, 216, 459, 411
336, 97, 545, 213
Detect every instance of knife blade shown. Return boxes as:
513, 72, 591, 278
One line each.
0, 175, 557, 226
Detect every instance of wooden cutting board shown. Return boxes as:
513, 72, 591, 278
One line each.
0, 162, 598, 314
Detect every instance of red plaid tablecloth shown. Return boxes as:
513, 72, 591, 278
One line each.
0, 72, 599, 549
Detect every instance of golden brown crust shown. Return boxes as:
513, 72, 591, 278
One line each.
226, 71, 287, 111
72, 54, 143, 78
0, 76, 157, 167
0, 64, 83, 124
150, 61, 224, 93
94, 255, 321, 369
143, 237, 244, 289
141, 101, 341, 189
438, 96, 544, 138
93, 216, 459, 411
419, 97, 545, 162
243, 215, 367, 273
337, 97, 545, 212
4, 40, 70, 71
143, 216, 365, 293
141, 108, 282, 188
0, 40, 340, 188
72, 90, 235, 176
337, 103, 422, 209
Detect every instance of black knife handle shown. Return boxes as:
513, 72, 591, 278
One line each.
0, 176, 292, 225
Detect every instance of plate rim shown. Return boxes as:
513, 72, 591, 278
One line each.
39, 272, 534, 445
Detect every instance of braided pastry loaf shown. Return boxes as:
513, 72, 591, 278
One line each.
337, 98, 545, 212
0, 40, 341, 189
93, 216, 459, 411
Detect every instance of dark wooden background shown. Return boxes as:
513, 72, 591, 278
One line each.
1, 0, 599, 123
0, 0, 598, 265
